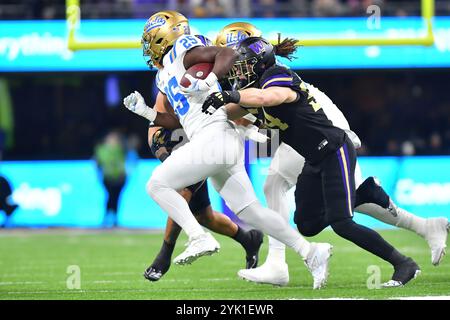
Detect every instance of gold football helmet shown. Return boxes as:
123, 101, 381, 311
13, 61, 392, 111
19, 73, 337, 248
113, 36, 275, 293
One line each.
141, 11, 189, 69
215, 22, 262, 48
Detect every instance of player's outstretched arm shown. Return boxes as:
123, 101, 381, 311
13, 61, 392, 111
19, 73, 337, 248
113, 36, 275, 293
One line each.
202, 87, 298, 116
123, 91, 181, 129
237, 87, 298, 108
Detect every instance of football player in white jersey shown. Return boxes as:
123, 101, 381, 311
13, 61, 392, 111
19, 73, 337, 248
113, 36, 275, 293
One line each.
123, 11, 333, 289
142, 35, 265, 283
212, 24, 449, 286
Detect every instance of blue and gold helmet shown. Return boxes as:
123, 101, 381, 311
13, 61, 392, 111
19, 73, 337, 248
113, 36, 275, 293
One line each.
141, 11, 190, 69
215, 22, 262, 48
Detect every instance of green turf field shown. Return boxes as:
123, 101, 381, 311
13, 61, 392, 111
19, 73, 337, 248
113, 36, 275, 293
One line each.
0, 229, 448, 300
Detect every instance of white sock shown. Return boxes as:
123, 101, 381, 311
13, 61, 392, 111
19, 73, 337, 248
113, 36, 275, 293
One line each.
395, 206, 427, 237
147, 179, 204, 238
356, 202, 426, 237
264, 173, 292, 264
239, 201, 310, 259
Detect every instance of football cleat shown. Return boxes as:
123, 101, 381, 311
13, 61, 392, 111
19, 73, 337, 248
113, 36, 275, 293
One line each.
143, 266, 165, 282
173, 232, 220, 265
143, 257, 171, 282
237, 261, 289, 286
304, 242, 333, 289
382, 257, 421, 288
422, 217, 449, 266
243, 229, 264, 269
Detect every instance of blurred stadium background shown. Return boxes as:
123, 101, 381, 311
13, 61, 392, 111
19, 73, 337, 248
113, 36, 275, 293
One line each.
0, 0, 449, 231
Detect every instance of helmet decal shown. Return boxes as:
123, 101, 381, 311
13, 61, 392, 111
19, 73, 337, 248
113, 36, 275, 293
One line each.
248, 40, 266, 55
226, 31, 250, 47
144, 16, 167, 32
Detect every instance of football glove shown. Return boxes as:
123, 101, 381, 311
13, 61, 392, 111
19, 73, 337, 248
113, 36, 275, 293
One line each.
123, 91, 157, 121
202, 91, 241, 115
236, 124, 269, 143
151, 128, 182, 162
180, 73, 218, 94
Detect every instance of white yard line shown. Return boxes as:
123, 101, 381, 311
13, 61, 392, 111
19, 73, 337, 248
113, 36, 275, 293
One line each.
393, 296, 450, 300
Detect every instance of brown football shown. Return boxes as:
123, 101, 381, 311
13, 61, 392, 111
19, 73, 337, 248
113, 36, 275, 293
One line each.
180, 63, 214, 88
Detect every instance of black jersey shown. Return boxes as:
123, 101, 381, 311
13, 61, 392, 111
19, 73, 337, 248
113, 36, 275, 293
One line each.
257, 65, 346, 164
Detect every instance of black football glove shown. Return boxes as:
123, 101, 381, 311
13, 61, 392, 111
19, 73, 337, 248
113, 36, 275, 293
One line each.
202, 91, 241, 115
150, 128, 182, 162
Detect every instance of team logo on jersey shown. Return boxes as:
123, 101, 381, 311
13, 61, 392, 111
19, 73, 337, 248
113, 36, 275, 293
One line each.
248, 40, 265, 54
226, 31, 249, 47
144, 16, 166, 32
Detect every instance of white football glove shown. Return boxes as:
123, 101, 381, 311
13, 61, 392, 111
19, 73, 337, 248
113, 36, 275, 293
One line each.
123, 91, 157, 122
180, 73, 218, 94
236, 124, 268, 143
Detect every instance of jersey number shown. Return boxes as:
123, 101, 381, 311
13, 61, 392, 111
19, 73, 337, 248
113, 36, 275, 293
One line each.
179, 36, 198, 49
165, 77, 190, 116
300, 82, 321, 112
262, 108, 289, 131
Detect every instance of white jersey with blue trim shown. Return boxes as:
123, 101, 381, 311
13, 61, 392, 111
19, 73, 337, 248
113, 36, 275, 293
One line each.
156, 34, 224, 139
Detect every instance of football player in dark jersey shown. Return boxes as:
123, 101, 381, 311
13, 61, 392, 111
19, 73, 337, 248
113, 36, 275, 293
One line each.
202, 37, 422, 287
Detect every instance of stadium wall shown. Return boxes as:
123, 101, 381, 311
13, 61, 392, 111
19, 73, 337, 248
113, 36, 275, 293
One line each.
1, 156, 450, 229
1, 17, 450, 71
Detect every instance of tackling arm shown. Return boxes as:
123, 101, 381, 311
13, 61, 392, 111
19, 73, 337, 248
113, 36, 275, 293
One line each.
237, 87, 298, 108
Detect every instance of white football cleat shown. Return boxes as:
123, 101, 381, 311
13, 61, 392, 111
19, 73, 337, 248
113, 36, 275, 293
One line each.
237, 261, 289, 287
173, 232, 220, 265
423, 217, 449, 266
304, 242, 333, 289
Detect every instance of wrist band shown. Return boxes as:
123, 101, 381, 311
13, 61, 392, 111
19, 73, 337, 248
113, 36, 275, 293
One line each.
227, 91, 241, 104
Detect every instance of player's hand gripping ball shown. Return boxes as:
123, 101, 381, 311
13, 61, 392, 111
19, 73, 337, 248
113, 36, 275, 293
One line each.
180, 63, 217, 94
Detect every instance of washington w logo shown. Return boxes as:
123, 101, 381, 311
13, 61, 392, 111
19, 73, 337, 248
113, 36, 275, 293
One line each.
249, 40, 266, 55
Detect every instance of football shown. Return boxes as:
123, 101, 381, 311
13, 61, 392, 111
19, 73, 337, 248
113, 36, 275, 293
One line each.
180, 62, 214, 88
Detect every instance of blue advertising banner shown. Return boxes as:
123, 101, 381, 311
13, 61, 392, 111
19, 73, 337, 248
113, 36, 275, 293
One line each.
1, 17, 450, 71
0, 159, 223, 228
1, 156, 449, 229
249, 156, 450, 229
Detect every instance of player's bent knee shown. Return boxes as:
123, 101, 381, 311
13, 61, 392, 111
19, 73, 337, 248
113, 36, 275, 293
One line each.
146, 177, 168, 199
330, 218, 354, 237
296, 222, 321, 237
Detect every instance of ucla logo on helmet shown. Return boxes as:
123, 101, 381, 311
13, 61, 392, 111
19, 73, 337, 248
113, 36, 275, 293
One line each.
248, 40, 265, 54
226, 31, 249, 47
145, 16, 166, 32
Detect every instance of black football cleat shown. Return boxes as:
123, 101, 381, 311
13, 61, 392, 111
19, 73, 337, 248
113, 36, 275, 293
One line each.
143, 258, 171, 282
244, 229, 264, 269
382, 257, 421, 288
143, 266, 166, 282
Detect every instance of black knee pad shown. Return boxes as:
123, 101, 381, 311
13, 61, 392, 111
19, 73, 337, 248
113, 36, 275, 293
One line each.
355, 177, 390, 208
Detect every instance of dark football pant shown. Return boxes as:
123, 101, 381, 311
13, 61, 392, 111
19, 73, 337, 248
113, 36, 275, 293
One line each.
188, 181, 211, 214
294, 137, 405, 266
294, 136, 356, 235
